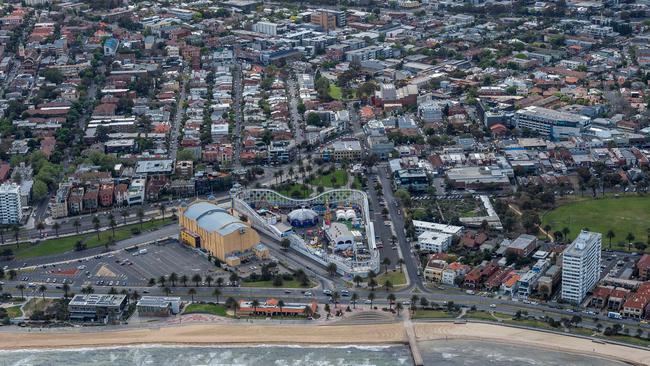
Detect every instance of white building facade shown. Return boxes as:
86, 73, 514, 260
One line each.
0, 183, 22, 225
561, 230, 602, 304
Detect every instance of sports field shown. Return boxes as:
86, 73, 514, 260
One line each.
542, 195, 650, 251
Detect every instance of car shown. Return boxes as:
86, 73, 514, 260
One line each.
402, 301, 410, 306
46, 278, 51, 283
323, 289, 332, 296
284, 290, 292, 294
304, 291, 313, 297
364, 299, 372, 304
490, 304, 497, 308
52, 279, 57, 283
143, 290, 150, 294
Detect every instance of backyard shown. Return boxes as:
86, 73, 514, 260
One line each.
541, 195, 650, 251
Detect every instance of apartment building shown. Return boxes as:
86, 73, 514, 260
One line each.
513, 106, 590, 140
561, 231, 602, 304
0, 183, 22, 225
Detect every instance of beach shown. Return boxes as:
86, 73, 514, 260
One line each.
0, 322, 649, 365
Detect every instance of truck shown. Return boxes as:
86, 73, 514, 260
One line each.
608, 311, 622, 320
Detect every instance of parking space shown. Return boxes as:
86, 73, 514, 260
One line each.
18, 241, 226, 290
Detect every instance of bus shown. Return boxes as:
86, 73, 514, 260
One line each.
608, 311, 622, 320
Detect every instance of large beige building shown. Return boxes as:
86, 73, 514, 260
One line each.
179, 201, 264, 266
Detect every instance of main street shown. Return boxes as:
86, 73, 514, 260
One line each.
231, 63, 244, 169
168, 66, 187, 162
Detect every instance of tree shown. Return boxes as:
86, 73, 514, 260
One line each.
16, 284, 25, 299
109, 215, 116, 237
324, 303, 331, 316
159, 203, 166, 220
251, 299, 260, 314
192, 274, 202, 287
395, 302, 403, 316
367, 292, 375, 309
626, 233, 635, 251
163, 287, 172, 296
12, 225, 20, 243
387, 293, 396, 309
606, 230, 615, 249
52, 222, 60, 237
351, 293, 359, 309
148, 278, 156, 287
73, 219, 81, 234
411, 295, 419, 311
226, 297, 239, 317
180, 274, 188, 287
121, 210, 129, 225
169, 272, 178, 287
327, 262, 337, 276
304, 305, 313, 318
383, 280, 393, 292
92, 216, 101, 240
213, 288, 222, 304
205, 275, 214, 287
332, 291, 340, 308
137, 208, 145, 229
36, 221, 45, 237
368, 278, 378, 291
562, 227, 570, 240
420, 297, 429, 308
353, 275, 363, 287
397, 258, 405, 273
32, 180, 48, 201
188, 288, 197, 302
82, 285, 95, 294
8, 269, 16, 280
278, 300, 285, 315
158, 275, 167, 287
62, 283, 70, 299
382, 258, 391, 274
229, 272, 239, 283
38, 284, 47, 299
216, 277, 224, 287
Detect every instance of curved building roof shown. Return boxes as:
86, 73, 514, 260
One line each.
288, 208, 318, 222
183, 202, 248, 236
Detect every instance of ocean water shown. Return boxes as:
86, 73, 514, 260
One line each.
0, 345, 413, 366
419, 340, 628, 366
0, 341, 630, 366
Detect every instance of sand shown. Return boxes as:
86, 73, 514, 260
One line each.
1, 322, 649, 365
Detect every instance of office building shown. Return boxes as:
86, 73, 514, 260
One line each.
179, 201, 264, 266
137, 296, 181, 316
561, 230, 602, 304
68, 294, 127, 323
393, 168, 430, 192
417, 231, 453, 253
513, 106, 590, 140
0, 183, 22, 225
252, 21, 284, 36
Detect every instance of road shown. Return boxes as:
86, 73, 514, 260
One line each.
168, 66, 187, 161
285, 73, 305, 146
231, 63, 244, 169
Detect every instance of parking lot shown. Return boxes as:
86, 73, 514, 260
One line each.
18, 241, 225, 291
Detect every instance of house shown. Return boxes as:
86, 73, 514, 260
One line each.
622, 283, 650, 319
424, 259, 447, 283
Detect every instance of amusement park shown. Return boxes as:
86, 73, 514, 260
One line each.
231, 187, 381, 279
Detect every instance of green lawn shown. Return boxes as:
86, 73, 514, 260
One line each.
5, 305, 22, 318
328, 84, 343, 100
308, 169, 348, 188
241, 279, 313, 288
542, 196, 650, 251
375, 270, 407, 287
411, 310, 457, 319
351, 176, 363, 190
276, 183, 312, 199
465, 311, 507, 321
21, 298, 57, 318
183, 303, 227, 316
600, 334, 650, 347
8, 218, 173, 259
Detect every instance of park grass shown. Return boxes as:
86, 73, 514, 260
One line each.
276, 183, 312, 199
8, 218, 173, 259
375, 270, 407, 287
351, 176, 363, 190
503, 317, 557, 331
183, 303, 227, 317
6, 305, 22, 318
241, 279, 313, 288
465, 310, 504, 321
308, 169, 348, 188
328, 84, 343, 100
411, 310, 457, 319
599, 334, 650, 347
541, 195, 650, 251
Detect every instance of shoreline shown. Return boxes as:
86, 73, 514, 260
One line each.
0, 322, 648, 365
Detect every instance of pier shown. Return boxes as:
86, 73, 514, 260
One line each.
405, 320, 424, 366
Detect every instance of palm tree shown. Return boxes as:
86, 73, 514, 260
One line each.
626, 233, 635, 251
277, 299, 285, 315
62, 283, 70, 298
137, 208, 145, 229
160, 203, 166, 220
387, 293, 396, 309
82, 285, 95, 294
121, 209, 129, 225
303, 305, 313, 318
192, 274, 202, 287
38, 284, 47, 299
92, 216, 101, 240
188, 288, 197, 302
351, 293, 359, 309
36, 221, 45, 237
606, 230, 615, 249
251, 299, 260, 315
205, 275, 214, 287
562, 227, 570, 241
169, 272, 178, 287
16, 284, 25, 299
73, 219, 81, 234
52, 222, 61, 237
367, 292, 375, 309
368, 278, 378, 291
131, 291, 140, 304
395, 302, 403, 316
12, 225, 20, 244
411, 295, 419, 311
382, 258, 391, 274
331, 291, 340, 308
216, 277, 224, 287
212, 288, 222, 304
353, 275, 362, 287
397, 258, 405, 273
0, 226, 5, 244
109, 287, 118, 295
229, 272, 239, 283
148, 278, 156, 287
180, 274, 188, 286
383, 280, 393, 292
158, 275, 167, 287
163, 287, 172, 296
109, 216, 116, 237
